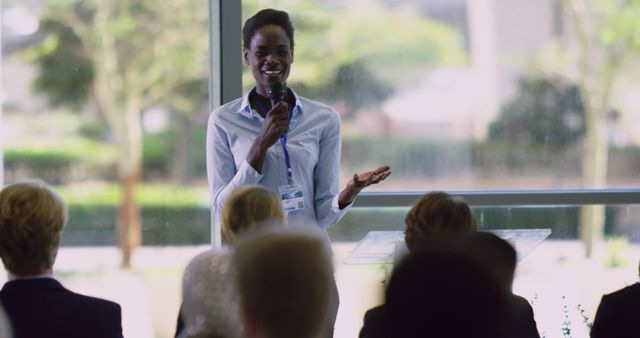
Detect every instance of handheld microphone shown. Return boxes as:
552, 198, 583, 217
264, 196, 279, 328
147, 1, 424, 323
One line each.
268, 82, 285, 107
268, 82, 287, 139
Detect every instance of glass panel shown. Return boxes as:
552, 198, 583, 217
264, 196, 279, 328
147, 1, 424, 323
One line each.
331, 205, 640, 337
240, 0, 640, 191
2, 1, 209, 337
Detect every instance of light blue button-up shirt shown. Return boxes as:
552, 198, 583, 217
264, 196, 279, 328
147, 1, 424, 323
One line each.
206, 88, 352, 238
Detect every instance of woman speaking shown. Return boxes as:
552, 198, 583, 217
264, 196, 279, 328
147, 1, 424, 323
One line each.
206, 8, 391, 336
207, 8, 390, 238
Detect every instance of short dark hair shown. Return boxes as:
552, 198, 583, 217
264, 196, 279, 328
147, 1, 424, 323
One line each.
462, 232, 517, 292
242, 8, 295, 49
384, 250, 506, 338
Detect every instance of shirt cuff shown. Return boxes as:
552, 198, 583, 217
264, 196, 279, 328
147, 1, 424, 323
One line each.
331, 194, 353, 215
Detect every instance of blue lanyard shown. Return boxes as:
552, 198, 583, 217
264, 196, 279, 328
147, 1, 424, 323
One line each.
254, 98, 293, 183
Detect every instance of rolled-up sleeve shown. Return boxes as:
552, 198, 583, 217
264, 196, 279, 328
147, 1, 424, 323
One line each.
313, 113, 352, 228
206, 112, 262, 222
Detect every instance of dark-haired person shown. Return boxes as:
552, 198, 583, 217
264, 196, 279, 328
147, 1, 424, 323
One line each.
462, 232, 540, 338
206, 8, 391, 335
360, 191, 477, 338
0, 181, 123, 338
590, 261, 640, 338
383, 250, 507, 338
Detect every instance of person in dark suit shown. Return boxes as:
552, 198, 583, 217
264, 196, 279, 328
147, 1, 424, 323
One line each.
360, 191, 477, 338
383, 250, 507, 338
0, 180, 123, 338
590, 261, 640, 338
461, 232, 540, 338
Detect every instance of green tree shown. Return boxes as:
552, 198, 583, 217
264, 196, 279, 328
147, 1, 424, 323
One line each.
562, 0, 640, 257
26, 0, 208, 267
488, 75, 585, 150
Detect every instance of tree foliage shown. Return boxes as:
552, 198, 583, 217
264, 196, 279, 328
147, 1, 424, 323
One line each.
23, 19, 93, 109
242, 0, 468, 117
23, 0, 209, 266
26, 0, 208, 114
561, 0, 640, 257
488, 75, 585, 150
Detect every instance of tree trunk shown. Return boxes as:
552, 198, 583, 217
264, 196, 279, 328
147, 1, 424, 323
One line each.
91, 1, 145, 268
170, 112, 192, 185
118, 171, 142, 268
565, 0, 610, 258
580, 110, 608, 257
578, 57, 620, 257
116, 101, 144, 268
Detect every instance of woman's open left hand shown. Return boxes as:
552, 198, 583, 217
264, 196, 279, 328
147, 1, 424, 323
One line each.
338, 165, 391, 209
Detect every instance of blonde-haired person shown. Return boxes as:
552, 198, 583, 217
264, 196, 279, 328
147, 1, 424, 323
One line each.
221, 184, 286, 244
404, 191, 477, 252
0, 181, 123, 338
233, 227, 333, 338
176, 185, 285, 338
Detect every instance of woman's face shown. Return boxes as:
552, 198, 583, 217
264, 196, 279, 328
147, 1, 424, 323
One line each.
243, 24, 293, 97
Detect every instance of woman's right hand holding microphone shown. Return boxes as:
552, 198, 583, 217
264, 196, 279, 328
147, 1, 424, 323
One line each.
248, 101, 289, 173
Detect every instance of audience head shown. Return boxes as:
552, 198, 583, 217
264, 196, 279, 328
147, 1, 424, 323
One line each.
234, 228, 333, 338
179, 250, 245, 338
462, 231, 517, 293
242, 8, 295, 50
384, 250, 506, 338
404, 191, 476, 251
0, 180, 67, 276
221, 185, 285, 245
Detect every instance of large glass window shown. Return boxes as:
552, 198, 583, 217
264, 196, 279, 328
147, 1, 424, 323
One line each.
2, 1, 209, 337
235, 1, 640, 337
2, 0, 640, 337
240, 0, 640, 192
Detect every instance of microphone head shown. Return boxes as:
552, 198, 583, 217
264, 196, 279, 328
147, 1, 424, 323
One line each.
268, 82, 285, 103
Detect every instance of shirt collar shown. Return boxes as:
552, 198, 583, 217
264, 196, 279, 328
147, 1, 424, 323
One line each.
238, 87, 304, 119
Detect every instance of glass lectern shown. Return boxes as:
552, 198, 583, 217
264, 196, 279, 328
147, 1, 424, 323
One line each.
343, 229, 552, 265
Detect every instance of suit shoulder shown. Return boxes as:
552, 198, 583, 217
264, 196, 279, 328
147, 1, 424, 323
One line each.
605, 283, 640, 300
511, 294, 533, 308
67, 291, 121, 313
363, 304, 385, 322
360, 305, 386, 338
602, 283, 640, 309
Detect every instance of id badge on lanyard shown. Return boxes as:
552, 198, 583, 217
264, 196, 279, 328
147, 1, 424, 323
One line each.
278, 133, 305, 213
279, 183, 305, 213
